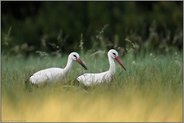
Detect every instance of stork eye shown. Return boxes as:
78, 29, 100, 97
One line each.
113, 53, 116, 56
73, 55, 77, 58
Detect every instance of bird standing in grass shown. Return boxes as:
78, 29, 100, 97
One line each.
26, 52, 87, 85
77, 49, 126, 86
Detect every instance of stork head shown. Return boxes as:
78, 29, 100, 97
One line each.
69, 52, 87, 70
108, 49, 126, 71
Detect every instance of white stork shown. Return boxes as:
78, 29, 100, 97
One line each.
77, 49, 126, 86
27, 52, 87, 85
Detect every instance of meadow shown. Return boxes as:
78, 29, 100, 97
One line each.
1, 49, 182, 122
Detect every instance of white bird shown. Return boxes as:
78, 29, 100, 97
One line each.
27, 52, 87, 85
77, 49, 126, 86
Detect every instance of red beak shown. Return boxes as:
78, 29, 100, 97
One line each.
114, 56, 126, 71
76, 58, 87, 70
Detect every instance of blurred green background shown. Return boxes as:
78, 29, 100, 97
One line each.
2, 1, 183, 56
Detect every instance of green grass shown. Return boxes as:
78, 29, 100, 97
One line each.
2, 50, 182, 122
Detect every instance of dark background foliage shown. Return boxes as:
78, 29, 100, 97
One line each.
2, 1, 183, 55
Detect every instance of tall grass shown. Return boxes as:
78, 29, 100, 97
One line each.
2, 50, 182, 122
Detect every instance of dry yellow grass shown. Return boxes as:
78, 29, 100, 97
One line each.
2, 89, 182, 122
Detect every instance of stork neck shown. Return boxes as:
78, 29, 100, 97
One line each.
108, 55, 116, 75
63, 57, 73, 73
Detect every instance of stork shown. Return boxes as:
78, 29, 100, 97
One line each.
77, 49, 126, 86
27, 52, 87, 85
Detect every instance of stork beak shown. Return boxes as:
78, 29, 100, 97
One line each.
115, 56, 126, 71
76, 58, 87, 70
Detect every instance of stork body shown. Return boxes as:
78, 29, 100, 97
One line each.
30, 68, 67, 84
28, 52, 87, 84
77, 49, 126, 86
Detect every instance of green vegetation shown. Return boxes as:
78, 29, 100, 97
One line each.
2, 50, 182, 121
2, 1, 183, 55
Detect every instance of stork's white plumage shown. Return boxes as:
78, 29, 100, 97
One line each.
77, 49, 126, 86
28, 52, 87, 84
